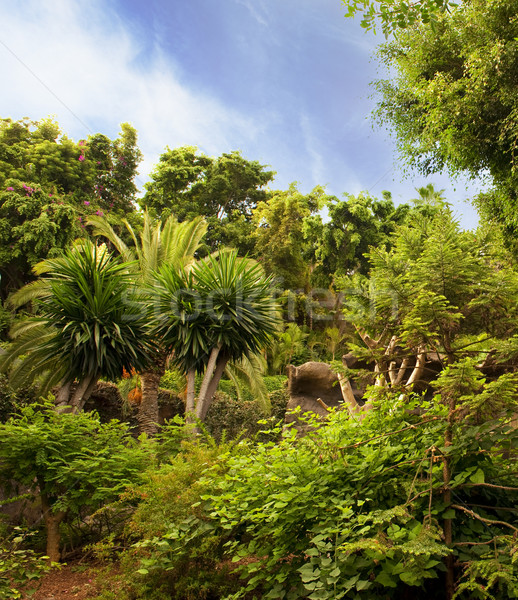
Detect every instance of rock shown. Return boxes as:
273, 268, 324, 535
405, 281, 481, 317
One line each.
286, 362, 344, 424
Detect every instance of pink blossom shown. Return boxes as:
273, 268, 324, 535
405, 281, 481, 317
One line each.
6, 187, 14, 191
78, 155, 85, 162
49, 193, 52, 197
96, 210, 104, 216
78, 140, 85, 146
84, 201, 90, 206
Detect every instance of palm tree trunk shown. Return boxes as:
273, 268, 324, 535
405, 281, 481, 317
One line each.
55, 381, 72, 409
197, 344, 222, 406
138, 368, 163, 436
196, 354, 229, 421
70, 374, 98, 413
185, 369, 196, 423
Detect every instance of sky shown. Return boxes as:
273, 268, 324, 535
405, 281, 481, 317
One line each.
0, 0, 483, 228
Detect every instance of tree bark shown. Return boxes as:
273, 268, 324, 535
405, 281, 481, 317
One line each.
69, 374, 96, 413
138, 369, 163, 436
55, 380, 72, 409
185, 369, 196, 424
197, 344, 221, 407
40, 490, 65, 563
44, 512, 66, 563
196, 354, 229, 421
337, 373, 362, 416
137, 353, 168, 436
406, 345, 427, 388
72, 375, 98, 413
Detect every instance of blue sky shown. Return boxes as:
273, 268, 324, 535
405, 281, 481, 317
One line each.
0, 0, 482, 227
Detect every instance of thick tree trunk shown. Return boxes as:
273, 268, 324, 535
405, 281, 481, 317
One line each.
196, 355, 229, 421
44, 512, 65, 563
197, 345, 221, 406
70, 374, 98, 413
40, 490, 65, 563
137, 352, 168, 436
55, 381, 72, 409
138, 369, 163, 436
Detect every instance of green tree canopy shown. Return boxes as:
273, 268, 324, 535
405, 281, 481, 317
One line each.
374, 0, 518, 237
343, 0, 458, 34
142, 146, 275, 253
252, 183, 326, 290
0, 117, 142, 297
305, 190, 411, 286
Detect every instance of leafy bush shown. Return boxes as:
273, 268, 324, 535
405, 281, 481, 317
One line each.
0, 374, 38, 423
103, 439, 239, 600
159, 369, 186, 395
204, 384, 288, 442
0, 528, 51, 599
126, 393, 518, 599
0, 401, 154, 562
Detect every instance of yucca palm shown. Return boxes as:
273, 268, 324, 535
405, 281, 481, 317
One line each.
88, 211, 207, 434
152, 249, 280, 422
2, 240, 154, 411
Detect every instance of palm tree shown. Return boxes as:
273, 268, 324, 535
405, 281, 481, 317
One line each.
152, 249, 280, 423
268, 323, 308, 374
88, 211, 207, 435
411, 184, 447, 207
1, 240, 154, 411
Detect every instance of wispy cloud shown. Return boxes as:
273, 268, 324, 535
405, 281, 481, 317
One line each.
0, 0, 260, 186
234, 0, 270, 27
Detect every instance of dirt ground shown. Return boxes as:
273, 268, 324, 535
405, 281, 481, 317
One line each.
20, 561, 108, 600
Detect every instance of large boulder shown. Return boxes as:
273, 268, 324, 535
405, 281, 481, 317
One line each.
286, 362, 344, 424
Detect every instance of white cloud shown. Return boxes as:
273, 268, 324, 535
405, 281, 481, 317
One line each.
0, 0, 261, 189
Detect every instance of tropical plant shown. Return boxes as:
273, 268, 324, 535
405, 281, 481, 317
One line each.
88, 210, 207, 434
1, 240, 154, 411
267, 322, 309, 374
152, 249, 280, 422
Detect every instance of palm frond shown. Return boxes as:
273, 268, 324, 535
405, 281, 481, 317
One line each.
87, 215, 136, 265
225, 353, 270, 414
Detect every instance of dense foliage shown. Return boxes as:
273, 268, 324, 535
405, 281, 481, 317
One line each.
375, 0, 518, 241
1, 64, 518, 600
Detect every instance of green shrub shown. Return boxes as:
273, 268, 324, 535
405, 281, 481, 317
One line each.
0, 374, 38, 423
131, 394, 518, 599
0, 528, 51, 599
159, 369, 186, 395
106, 439, 241, 600
0, 401, 154, 562
204, 385, 288, 442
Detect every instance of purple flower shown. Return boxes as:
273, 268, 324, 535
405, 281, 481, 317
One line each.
49, 193, 52, 197
78, 140, 85, 146
84, 201, 90, 206
96, 210, 104, 216
78, 155, 85, 162
6, 186, 14, 191
78, 216, 82, 221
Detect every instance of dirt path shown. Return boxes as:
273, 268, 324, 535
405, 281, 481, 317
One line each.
21, 561, 109, 600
